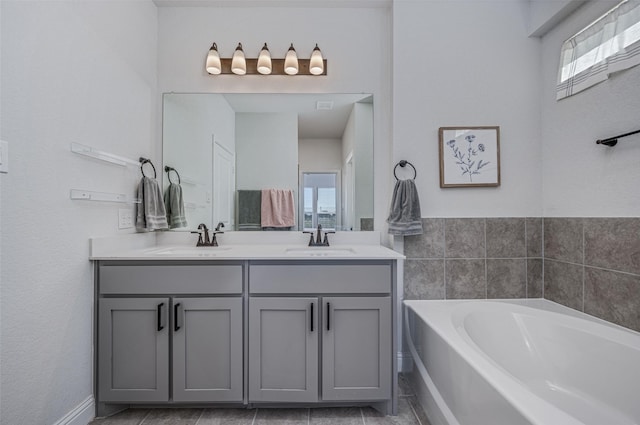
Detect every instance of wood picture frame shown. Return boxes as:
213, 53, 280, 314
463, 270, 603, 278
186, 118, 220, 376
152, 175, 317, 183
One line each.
438, 126, 500, 188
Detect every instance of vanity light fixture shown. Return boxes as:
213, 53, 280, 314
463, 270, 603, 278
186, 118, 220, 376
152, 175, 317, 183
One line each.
257, 43, 272, 75
204, 42, 327, 76
231, 43, 246, 75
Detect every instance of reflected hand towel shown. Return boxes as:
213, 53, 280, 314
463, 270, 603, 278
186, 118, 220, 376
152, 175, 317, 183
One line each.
136, 177, 169, 231
261, 189, 295, 228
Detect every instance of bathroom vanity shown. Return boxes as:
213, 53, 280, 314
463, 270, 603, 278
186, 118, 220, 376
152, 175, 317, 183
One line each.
91, 233, 403, 417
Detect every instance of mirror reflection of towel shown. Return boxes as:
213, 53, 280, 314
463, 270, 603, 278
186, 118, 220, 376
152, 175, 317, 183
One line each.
136, 177, 169, 231
261, 189, 295, 228
164, 183, 187, 229
237, 190, 262, 230
386, 179, 423, 235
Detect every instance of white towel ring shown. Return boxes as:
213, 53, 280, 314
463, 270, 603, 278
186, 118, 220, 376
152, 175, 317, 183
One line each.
394, 160, 417, 180
139, 157, 157, 179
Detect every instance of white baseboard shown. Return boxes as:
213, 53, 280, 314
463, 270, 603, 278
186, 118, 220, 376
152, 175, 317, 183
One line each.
52, 395, 94, 425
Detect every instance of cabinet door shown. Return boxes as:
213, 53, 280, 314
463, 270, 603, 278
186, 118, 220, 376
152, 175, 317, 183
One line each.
249, 297, 318, 402
98, 298, 169, 402
172, 297, 243, 402
322, 296, 391, 401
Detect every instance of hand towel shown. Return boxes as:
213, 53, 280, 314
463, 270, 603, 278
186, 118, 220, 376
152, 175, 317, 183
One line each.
135, 177, 169, 231
386, 179, 423, 236
237, 190, 262, 231
261, 189, 295, 228
164, 182, 187, 229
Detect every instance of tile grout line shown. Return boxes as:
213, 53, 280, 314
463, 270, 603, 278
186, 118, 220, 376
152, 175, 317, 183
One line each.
525, 218, 529, 297
138, 410, 151, 425
407, 399, 424, 425
307, 407, 310, 425
251, 408, 258, 425
443, 219, 447, 300
360, 407, 367, 425
195, 409, 205, 424
582, 219, 586, 312
484, 218, 488, 299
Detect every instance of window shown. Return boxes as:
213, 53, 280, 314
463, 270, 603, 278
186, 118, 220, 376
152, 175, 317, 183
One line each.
557, 0, 640, 100
302, 172, 338, 230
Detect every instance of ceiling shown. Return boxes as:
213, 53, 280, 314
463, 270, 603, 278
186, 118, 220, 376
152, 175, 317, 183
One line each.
222, 93, 373, 139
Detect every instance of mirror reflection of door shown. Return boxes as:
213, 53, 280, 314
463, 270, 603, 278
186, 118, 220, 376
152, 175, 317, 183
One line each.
213, 140, 235, 229
343, 153, 355, 231
301, 172, 340, 231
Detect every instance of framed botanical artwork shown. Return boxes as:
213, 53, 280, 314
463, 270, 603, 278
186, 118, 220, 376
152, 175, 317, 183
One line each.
438, 126, 500, 188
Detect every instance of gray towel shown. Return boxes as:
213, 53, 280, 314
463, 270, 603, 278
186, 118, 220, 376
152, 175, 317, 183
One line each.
386, 179, 423, 236
237, 190, 262, 231
136, 177, 169, 231
164, 183, 187, 229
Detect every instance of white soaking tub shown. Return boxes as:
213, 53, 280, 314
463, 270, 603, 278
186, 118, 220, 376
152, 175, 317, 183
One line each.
403, 299, 640, 425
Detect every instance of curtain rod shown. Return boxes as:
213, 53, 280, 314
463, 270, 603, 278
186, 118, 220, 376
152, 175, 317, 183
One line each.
596, 128, 640, 147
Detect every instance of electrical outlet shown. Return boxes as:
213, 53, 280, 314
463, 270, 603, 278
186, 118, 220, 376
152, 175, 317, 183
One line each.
118, 209, 134, 229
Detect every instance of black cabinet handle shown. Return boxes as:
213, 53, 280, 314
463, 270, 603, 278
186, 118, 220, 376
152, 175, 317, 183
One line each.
310, 302, 314, 332
174, 303, 182, 332
326, 302, 331, 331
157, 302, 165, 332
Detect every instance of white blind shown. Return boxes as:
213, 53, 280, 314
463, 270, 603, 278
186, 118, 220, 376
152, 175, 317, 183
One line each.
557, 0, 640, 100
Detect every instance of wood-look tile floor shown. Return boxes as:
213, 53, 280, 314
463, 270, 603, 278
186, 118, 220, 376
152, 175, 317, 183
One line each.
89, 375, 431, 425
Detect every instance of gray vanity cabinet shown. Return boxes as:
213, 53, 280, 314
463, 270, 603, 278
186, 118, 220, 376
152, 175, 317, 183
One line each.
98, 297, 170, 402
172, 297, 243, 402
96, 262, 244, 406
322, 296, 391, 401
248, 261, 394, 404
248, 297, 318, 402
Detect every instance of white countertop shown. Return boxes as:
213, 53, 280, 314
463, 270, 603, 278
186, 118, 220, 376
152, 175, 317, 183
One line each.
90, 231, 404, 261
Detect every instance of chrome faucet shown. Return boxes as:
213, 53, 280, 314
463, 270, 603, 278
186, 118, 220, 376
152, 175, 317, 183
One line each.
211, 222, 225, 247
303, 224, 335, 247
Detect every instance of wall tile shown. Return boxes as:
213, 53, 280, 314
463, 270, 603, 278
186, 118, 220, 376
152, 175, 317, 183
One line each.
584, 218, 640, 275
526, 217, 543, 258
544, 218, 583, 264
404, 259, 445, 300
544, 260, 583, 311
404, 218, 445, 259
486, 218, 525, 258
487, 259, 526, 298
584, 267, 640, 332
445, 259, 486, 299
445, 218, 485, 258
527, 259, 543, 298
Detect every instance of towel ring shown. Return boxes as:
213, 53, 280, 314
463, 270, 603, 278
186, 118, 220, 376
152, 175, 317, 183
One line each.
164, 166, 181, 185
139, 157, 157, 179
394, 160, 417, 180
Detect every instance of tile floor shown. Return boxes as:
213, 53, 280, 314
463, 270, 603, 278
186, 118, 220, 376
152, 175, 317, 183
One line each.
89, 375, 431, 425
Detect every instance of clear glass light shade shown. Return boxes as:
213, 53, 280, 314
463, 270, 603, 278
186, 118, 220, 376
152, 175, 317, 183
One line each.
309, 44, 324, 75
206, 43, 221, 75
257, 43, 272, 75
284, 44, 299, 75
231, 43, 246, 75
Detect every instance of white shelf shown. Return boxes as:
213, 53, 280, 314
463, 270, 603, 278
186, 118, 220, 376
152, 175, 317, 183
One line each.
70, 189, 141, 204
71, 142, 141, 167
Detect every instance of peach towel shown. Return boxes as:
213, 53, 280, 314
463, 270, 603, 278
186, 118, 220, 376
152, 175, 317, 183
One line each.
261, 189, 295, 228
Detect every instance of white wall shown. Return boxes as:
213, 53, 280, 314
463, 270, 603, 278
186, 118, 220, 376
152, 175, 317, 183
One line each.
299, 138, 342, 172
540, 0, 640, 217
0, 2, 158, 424
235, 113, 298, 192
392, 0, 543, 218
156, 4, 394, 233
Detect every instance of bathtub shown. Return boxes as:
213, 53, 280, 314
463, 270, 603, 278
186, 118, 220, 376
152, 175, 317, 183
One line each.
403, 299, 640, 425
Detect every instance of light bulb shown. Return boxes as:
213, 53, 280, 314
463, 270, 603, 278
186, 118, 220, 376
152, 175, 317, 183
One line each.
257, 43, 272, 75
309, 44, 324, 75
206, 42, 221, 75
284, 43, 299, 75
231, 43, 246, 75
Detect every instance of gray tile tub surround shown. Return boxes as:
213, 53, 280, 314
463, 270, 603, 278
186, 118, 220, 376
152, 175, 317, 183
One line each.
543, 217, 640, 332
403, 217, 543, 300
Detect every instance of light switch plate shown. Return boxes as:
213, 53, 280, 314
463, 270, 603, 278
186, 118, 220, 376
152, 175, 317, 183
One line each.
0, 140, 9, 173
118, 209, 134, 229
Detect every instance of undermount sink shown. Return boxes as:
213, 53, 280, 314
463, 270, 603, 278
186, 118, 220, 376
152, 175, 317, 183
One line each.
284, 247, 356, 257
149, 246, 232, 257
